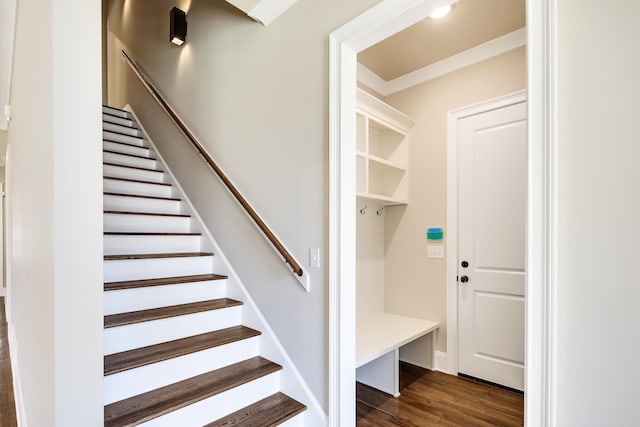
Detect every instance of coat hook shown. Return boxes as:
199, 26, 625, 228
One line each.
360, 205, 368, 214
377, 207, 384, 216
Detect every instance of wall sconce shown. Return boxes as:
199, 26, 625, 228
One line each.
170, 7, 187, 46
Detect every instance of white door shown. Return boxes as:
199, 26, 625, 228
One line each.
457, 99, 526, 390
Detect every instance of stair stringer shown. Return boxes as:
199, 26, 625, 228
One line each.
124, 105, 327, 427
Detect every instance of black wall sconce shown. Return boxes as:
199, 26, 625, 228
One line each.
170, 7, 187, 46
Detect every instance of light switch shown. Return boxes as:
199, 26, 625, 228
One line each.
427, 245, 444, 259
309, 248, 320, 268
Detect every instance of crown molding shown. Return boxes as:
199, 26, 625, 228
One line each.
358, 27, 526, 96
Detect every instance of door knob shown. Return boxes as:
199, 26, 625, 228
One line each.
460, 275, 469, 283
461, 260, 469, 268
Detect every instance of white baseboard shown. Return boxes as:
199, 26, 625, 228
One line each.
8, 325, 27, 427
434, 351, 449, 373
399, 357, 432, 371
399, 351, 451, 374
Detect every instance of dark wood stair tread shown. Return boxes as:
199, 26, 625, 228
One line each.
104, 232, 201, 236
104, 252, 213, 260
104, 299, 242, 328
103, 192, 180, 201
104, 325, 261, 375
103, 129, 145, 140
103, 149, 156, 161
103, 357, 282, 427
103, 162, 164, 173
103, 176, 171, 186
205, 392, 307, 427
104, 273, 227, 291
104, 210, 190, 218
103, 139, 146, 149
103, 118, 138, 129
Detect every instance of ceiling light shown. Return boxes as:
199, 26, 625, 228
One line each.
429, 4, 452, 19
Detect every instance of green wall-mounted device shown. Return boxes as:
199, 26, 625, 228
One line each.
427, 227, 443, 240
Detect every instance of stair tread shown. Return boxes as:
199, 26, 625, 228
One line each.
205, 392, 307, 427
103, 105, 129, 114
103, 118, 139, 129
104, 298, 242, 328
104, 252, 213, 260
103, 356, 282, 427
104, 149, 156, 161
104, 232, 201, 236
103, 111, 134, 121
103, 139, 146, 149
104, 273, 227, 291
104, 325, 261, 375
104, 210, 191, 218
103, 176, 172, 187
104, 162, 164, 173
103, 192, 180, 201
103, 129, 145, 140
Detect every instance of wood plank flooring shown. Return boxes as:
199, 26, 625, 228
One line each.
357, 362, 523, 427
0, 298, 17, 427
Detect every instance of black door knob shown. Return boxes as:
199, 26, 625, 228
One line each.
461, 261, 469, 268
460, 275, 469, 283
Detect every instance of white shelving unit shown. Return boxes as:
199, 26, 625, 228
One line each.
355, 90, 438, 397
356, 88, 415, 205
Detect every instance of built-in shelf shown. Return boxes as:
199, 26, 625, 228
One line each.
356, 88, 414, 205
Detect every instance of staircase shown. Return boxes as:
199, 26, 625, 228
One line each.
101, 105, 308, 426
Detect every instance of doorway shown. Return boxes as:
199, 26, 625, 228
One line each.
449, 91, 527, 390
329, 0, 557, 426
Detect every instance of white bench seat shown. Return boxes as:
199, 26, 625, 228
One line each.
356, 312, 439, 396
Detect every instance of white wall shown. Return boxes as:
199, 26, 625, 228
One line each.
381, 47, 526, 354
356, 199, 386, 318
0, 0, 17, 130
556, 0, 640, 425
105, 0, 379, 409
7, 0, 103, 424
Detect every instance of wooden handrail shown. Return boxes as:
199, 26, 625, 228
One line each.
120, 50, 304, 278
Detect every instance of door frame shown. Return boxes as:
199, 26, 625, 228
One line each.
328, 0, 557, 426
445, 90, 527, 379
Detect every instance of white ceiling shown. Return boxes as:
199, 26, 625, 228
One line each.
358, 0, 526, 81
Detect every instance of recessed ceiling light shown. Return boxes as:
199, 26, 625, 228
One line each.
429, 4, 452, 19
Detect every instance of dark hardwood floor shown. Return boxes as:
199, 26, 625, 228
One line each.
357, 362, 523, 427
0, 298, 17, 427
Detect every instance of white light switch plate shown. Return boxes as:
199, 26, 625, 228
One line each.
309, 248, 320, 268
427, 245, 444, 259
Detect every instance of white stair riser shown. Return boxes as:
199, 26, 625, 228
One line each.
278, 414, 305, 427
104, 280, 227, 315
103, 130, 145, 146
137, 373, 280, 427
103, 141, 152, 158
103, 106, 131, 119
104, 214, 190, 233
104, 256, 215, 282
103, 179, 173, 198
103, 122, 142, 137
103, 113, 136, 128
103, 164, 165, 184
104, 306, 242, 354
104, 235, 201, 256
104, 337, 259, 404
104, 151, 158, 170
103, 195, 181, 214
